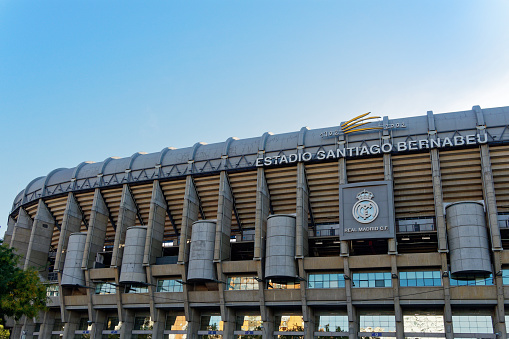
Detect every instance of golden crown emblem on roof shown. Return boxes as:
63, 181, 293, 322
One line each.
341, 112, 382, 134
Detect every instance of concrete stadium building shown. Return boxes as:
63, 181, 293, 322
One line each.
4, 105, 509, 339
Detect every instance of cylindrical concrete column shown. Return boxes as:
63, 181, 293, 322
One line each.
265, 214, 297, 280
187, 220, 217, 281
119, 226, 148, 284
446, 201, 492, 275
61, 232, 87, 287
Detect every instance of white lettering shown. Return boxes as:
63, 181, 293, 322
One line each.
370, 144, 381, 154
316, 150, 326, 160
478, 133, 488, 144
442, 137, 453, 147
418, 139, 429, 149
264, 157, 272, 166
289, 154, 298, 163
382, 143, 393, 153
326, 149, 336, 160
430, 138, 440, 148
279, 155, 288, 164
256, 158, 263, 167
302, 152, 312, 161
359, 146, 369, 156
408, 140, 418, 150
466, 134, 476, 145
454, 135, 465, 146
397, 142, 407, 151
337, 148, 346, 158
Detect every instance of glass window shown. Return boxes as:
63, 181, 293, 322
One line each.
105, 317, 120, 330
200, 315, 223, 331
133, 316, 153, 330
165, 314, 188, 331
125, 284, 149, 293
452, 315, 493, 333
227, 277, 259, 291
52, 319, 64, 332
352, 272, 392, 288
502, 269, 509, 285
275, 314, 304, 332
400, 271, 441, 287
157, 279, 183, 292
95, 282, 116, 294
403, 312, 445, 333
308, 273, 345, 289
315, 314, 348, 333
46, 284, 59, 297
235, 315, 262, 331
397, 218, 435, 232
360, 314, 396, 332
449, 274, 494, 286
267, 280, 300, 289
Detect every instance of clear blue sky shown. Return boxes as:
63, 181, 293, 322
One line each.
1, 0, 509, 238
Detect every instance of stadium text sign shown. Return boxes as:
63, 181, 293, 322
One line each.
256, 133, 487, 167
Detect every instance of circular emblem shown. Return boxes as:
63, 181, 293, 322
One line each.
352, 189, 379, 224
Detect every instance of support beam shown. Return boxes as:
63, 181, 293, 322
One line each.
144, 180, 167, 265
24, 199, 55, 277
254, 167, 270, 261
127, 184, 144, 226
3, 215, 15, 247
111, 184, 138, 268
82, 189, 109, 270
9, 208, 33, 266
55, 193, 83, 272
178, 175, 200, 265
226, 173, 243, 235
296, 162, 309, 258
427, 110, 453, 339
214, 171, 234, 262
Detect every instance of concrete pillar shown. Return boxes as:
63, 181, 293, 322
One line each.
146, 265, 157, 327
2, 216, 15, 247
82, 189, 109, 270
38, 311, 56, 339
11, 321, 23, 339
9, 208, 33, 267
186, 308, 200, 339
178, 176, 200, 265
144, 180, 167, 266
112, 184, 138, 268
480, 145, 503, 251
55, 193, 83, 272
21, 316, 37, 339
24, 199, 55, 277
62, 311, 80, 339
119, 309, 134, 339
478, 138, 507, 338
254, 167, 270, 261
261, 307, 274, 339
214, 171, 233, 262
221, 306, 236, 339
296, 162, 309, 258
151, 308, 166, 339
428, 111, 453, 339
90, 309, 107, 339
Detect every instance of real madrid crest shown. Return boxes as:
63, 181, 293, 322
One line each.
352, 189, 379, 224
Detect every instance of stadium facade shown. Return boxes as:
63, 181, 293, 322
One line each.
4, 105, 509, 339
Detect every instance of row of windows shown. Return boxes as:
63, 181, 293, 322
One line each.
47, 271, 502, 297
31, 313, 501, 336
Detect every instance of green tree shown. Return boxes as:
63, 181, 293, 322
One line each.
0, 244, 47, 324
0, 324, 10, 339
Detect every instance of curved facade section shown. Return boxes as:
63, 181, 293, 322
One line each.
446, 201, 492, 275
187, 220, 217, 282
61, 232, 87, 287
265, 214, 297, 280
119, 226, 148, 284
